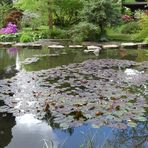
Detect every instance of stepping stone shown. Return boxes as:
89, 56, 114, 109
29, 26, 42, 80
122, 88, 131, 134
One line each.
0, 42, 13, 47
21, 57, 40, 65
28, 44, 42, 49
136, 42, 148, 48
48, 45, 64, 49
69, 45, 83, 48
87, 45, 101, 50
103, 44, 119, 49
34, 54, 59, 57
14, 43, 42, 49
14, 43, 30, 48
121, 43, 138, 48
84, 49, 94, 53
85, 46, 102, 56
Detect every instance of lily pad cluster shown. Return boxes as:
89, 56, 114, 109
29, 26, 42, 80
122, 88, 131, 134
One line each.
0, 59, 147, 129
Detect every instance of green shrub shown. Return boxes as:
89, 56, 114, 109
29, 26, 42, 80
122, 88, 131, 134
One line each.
81, 0, 121, 34
53, 0, 83, 27
70, 22, 101, 43
40, 29, 50, 39
0, 3, 11, 28
144, 37, 148, 43
0, 33, 21, 42
49, 27, 68, 39
19, 32, 32, 42
134, 14, 148, 41
121, 21, 141, 34
19, 31, 44, 43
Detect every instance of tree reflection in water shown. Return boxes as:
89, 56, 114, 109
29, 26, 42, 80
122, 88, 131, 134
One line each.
106, 121, 148, 148
0, 101, 16, 148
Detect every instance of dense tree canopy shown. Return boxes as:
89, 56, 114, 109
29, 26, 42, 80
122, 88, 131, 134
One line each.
81, 0, 121, 34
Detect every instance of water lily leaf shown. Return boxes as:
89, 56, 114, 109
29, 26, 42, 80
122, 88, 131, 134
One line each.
127, 121, 137, 127
109, 123, 127, 129
60, 123, 69, 129
134, 116, 147, 122
92, 124, 102, 129
106, 115, 114, 120
0, 59, 147, 130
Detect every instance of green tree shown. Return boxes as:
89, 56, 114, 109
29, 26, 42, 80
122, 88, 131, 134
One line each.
0, 0, 13, 5
52, 0, 83, 27
81, 0, 121, 35
135, 14, 148, 41
15, 0, 83, 29
0, 1, 11, 28
15, 0, 53, 29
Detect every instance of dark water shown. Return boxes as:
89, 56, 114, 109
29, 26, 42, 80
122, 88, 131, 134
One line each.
0, 47, 148, 148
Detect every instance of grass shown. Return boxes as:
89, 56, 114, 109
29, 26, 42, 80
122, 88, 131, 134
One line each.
106, 28, 133, 42
106, 27, 142, 42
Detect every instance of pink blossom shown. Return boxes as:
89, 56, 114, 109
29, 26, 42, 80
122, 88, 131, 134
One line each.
0, 22, 17, 34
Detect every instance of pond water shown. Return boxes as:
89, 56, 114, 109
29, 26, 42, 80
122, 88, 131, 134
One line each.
0, 47, 148, 148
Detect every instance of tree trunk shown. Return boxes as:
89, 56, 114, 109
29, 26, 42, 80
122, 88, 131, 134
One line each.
48, 0, 53, 29
48, 12, 53, 29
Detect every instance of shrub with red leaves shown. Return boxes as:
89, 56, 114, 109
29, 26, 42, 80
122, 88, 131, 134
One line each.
122, 14, 133, 22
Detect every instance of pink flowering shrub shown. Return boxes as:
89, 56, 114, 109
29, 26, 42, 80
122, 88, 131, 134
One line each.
0, 22, 17, 34
144, 10, 148, 15
122, 14, 133, 23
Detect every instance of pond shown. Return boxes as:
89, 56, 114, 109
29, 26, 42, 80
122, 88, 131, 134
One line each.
0, 46, 148, 148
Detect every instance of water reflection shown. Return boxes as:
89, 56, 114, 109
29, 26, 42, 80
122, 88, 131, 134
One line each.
0, 47, 147, 75
0, 48, 17, 79
15, 53, 21, 71
0, 112, 147, 148
6, 114, 58, 148
7, 48, 18, 57
106, 122, 148, 148
0, 112, 15, 148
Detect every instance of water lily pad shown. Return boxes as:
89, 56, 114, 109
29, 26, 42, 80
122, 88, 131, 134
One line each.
127, 121, 137, 127
0, 59, 147, 129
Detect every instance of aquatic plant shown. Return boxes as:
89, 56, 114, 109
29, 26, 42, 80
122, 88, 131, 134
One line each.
0, 59, 147, 130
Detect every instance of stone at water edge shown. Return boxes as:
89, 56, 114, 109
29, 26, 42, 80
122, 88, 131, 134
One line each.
48, 45, 65, 49
103, 44, 119, 49
121, 43, 138, 48
84, 45, 102, 56
69, 45, 83, 48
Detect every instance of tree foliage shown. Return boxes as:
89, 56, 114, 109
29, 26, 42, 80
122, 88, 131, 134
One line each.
0, 2, 11, 27
135, 14, 148, 41
15, 0, 83, 28
81, 0, 121, 34
52, 0, 83, 27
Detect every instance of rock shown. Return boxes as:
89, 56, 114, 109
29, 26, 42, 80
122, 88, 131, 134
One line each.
69, 45, 83, 48
85, 46, 102, 56
14, 43, 42, 49
48, 45, 64, 49
103, 44, 119, 49
28, 44, 42, 49
93, 48, 101, 56
0, 42, 13, 47
87, 45, 101, 50
21, 57, 40, 65
121, 43, 138, 48
14, 43, 29, 48
84, 49, 94, 53
136, 42, 148, 48
34, 54, 59, 57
